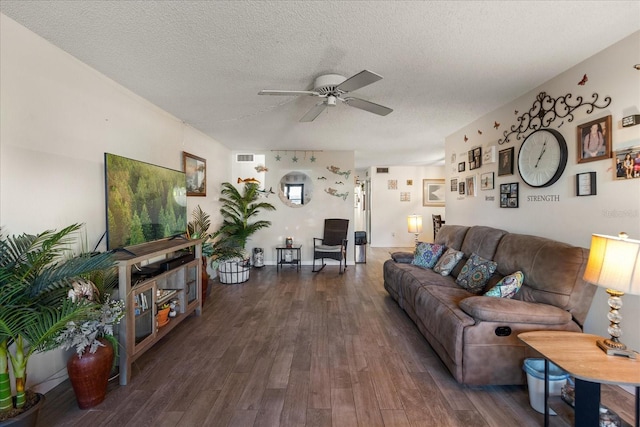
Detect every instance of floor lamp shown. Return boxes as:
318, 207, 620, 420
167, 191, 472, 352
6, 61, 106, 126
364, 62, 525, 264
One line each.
583, 232, 640, 358
407, 215, 422, 245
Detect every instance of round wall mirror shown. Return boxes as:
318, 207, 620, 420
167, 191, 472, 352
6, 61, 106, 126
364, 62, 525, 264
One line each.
278, 171, 313, 207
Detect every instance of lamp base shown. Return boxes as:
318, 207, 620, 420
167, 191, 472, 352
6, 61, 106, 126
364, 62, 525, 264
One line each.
597, 339, 637, 359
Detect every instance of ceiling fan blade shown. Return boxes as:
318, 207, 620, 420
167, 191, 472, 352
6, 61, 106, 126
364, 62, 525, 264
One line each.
259, 90, 319, 96
300, 102, 328, 122
343, 97, 393, 116
336, 70, 383, 93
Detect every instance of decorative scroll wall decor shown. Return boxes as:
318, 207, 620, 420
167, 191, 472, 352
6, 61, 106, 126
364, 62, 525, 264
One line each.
498, 92, 612, 145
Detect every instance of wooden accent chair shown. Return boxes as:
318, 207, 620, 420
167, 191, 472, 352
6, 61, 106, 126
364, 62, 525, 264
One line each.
313, 219, 349, 274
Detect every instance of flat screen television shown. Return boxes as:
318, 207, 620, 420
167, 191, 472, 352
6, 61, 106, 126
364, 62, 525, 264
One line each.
104, 153, 187, 251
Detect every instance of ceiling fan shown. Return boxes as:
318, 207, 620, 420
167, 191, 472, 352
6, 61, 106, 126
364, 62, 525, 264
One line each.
258, 70, 393, 122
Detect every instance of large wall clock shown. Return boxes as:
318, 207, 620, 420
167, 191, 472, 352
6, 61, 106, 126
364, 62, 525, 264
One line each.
517, 128, 568, 188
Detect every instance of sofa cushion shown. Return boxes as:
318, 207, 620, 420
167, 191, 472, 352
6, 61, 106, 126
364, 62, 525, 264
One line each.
484, 271, 524, 298
459, 296, 573, 324
412, 242, 445, 268
433, 248, 464, 276
456, 253, 498, 294
390, 251, 414, 263
435, 225, 469, 250
459, 226, 508, 260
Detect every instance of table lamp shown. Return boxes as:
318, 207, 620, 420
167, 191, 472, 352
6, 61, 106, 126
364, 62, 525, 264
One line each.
407, 215, 423, 245
583, 232, 640, 357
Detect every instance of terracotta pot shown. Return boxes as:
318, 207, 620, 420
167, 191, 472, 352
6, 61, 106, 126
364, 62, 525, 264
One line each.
66, 338, 114, 409
0, 393, 45, 427
157, 307, 170, 327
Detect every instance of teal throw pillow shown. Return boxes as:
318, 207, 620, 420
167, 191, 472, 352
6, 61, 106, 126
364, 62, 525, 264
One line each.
411, 242, 445, 269
455, 253, 498, 294
484, 271, 524, 298
433, 248, 464, 276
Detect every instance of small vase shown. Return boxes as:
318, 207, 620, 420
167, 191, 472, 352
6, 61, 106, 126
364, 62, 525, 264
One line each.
66, 338, 114, 409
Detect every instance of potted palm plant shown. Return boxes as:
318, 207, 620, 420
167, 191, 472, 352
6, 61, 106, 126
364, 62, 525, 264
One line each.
187, 205, 214, 303
212, 182, 275, 284
0, 224, 114, 425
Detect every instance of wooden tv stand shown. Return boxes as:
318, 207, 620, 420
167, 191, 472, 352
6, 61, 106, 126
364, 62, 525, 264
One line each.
114, 238, 202, 385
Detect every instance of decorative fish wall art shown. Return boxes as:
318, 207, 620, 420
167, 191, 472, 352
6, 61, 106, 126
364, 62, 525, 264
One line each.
325, 188, 349, 201
326, 166, 351, 179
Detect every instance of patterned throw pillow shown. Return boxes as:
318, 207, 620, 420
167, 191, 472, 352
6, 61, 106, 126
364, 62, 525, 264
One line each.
455, 253, 498, 294
433, 248, 464, 276
484, 271, 524, 298
411, 242, 445, 269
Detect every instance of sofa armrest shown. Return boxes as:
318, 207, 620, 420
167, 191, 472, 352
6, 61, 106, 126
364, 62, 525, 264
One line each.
390, 251, 414, 263
459, 296, 572, 325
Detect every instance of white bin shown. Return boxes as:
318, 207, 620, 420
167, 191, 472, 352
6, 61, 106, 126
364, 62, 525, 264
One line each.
523, 358, 569, 414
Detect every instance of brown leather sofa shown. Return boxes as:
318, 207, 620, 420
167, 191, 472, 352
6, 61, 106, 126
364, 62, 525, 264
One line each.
383, 225, 596, 385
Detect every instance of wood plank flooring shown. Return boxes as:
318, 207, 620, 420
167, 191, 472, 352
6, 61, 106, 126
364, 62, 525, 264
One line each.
37, 247, 635, 426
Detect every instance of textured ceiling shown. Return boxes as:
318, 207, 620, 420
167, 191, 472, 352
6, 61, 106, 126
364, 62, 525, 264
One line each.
2, 1, 639, 168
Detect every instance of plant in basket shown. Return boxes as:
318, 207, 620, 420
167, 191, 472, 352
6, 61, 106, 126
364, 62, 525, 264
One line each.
0, 224, 115, 423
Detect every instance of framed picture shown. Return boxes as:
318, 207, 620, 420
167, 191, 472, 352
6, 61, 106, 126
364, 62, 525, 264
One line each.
400, 192, 411, 202
183, 152, 206, 196
423, 179, 446, 206
613, 145, 640, 180
406, 180, 413, 186
458, 162, 466, 172
498, 147, 514, 176
388, 179, 398, 190
450, 178, 458, 192
480, 172, 494, 190
465, 175, 476, 197
577, 115, 612, 163
500, 182, 518, 208
576, 172, 597, 196
468, 147, 482, 170
458, 181, 465, 195
483, 146, 497, 164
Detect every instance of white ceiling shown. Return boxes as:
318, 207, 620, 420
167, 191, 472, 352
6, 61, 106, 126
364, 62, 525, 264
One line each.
2, 1, 639, 169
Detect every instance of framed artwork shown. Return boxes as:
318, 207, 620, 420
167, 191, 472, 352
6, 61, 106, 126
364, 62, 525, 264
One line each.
480, 172, 494, 190
458, 162, 466, 172
388, 180, 398, 190
183, 152, 207, 196
465, 175, 476, 197
450, 178, 458, 192
577, 115, 612, 163
483, 146, 497, 164
613, 145, 640, 180
500, 183, 519, 208
406, 180, 413, 186
458, 181, 465, 195
576, 172, 597, 196
468, 147, 482, 170
498, 147, 514, 176
423, 179, 446, 206
400, 192, 411, 202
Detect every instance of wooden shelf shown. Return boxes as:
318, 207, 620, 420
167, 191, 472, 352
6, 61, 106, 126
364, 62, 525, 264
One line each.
117, 239, 202, 385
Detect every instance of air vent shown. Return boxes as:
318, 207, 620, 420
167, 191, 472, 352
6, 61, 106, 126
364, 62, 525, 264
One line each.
236, 154, 254, 162
376, 167, 389, 173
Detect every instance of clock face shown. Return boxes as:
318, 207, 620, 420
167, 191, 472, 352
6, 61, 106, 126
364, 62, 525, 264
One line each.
517, 129, 568, 188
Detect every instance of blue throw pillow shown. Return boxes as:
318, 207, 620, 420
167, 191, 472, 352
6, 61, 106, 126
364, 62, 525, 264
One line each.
455, 253, 498, 294
411, 242, 445, 269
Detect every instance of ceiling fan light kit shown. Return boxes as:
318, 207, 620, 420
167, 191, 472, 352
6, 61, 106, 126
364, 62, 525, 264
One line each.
259, 69, 393, 122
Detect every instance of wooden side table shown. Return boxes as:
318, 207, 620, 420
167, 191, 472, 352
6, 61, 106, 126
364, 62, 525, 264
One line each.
519, 331, 639, 427
276, 245, 301, 272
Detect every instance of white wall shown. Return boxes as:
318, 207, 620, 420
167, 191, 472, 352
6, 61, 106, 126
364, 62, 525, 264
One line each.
370, 165, 446, 247
445, 31, 640, 352
230, 150, 355, 264
0, 14, 231, 392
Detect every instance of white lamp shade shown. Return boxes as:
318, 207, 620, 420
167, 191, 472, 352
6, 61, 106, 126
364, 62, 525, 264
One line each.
407, 215, 423, 234
584, 233, 640, 295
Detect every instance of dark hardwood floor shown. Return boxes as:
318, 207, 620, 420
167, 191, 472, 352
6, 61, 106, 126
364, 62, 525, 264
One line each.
38, 247, 635, 426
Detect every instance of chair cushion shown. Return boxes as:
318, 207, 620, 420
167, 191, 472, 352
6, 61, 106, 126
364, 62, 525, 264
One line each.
455, 253, 498, 294
315, 244, 342, 252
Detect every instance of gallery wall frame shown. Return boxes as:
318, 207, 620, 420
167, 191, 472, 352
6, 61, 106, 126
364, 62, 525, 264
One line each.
480, 172, 494, 190
465, 175, 476, 197
423, 179, 446, 206
577, 115, 612, 164
498, 147, 514, 176
500, 182, 519, 208
183, 151, 207, 196
613, 145, 640, 180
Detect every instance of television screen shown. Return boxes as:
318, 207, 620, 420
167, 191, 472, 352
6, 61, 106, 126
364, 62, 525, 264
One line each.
104, 153, 187, 251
